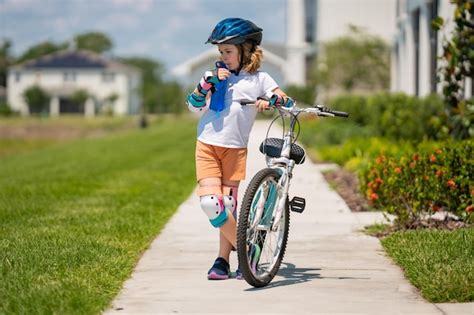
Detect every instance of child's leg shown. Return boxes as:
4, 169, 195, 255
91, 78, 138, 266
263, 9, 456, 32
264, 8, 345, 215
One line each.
198, 177, 237, 249
217, 181, 239, 260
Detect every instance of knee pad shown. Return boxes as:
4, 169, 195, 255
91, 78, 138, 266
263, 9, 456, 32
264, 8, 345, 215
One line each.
223, 185, 239, 218
200, 194, 236, 228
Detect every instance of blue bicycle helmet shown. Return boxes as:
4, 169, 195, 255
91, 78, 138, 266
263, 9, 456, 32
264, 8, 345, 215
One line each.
206, 18, 262, 45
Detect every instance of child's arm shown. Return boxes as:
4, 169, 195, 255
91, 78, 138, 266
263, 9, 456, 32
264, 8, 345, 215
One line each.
186, 68, 229, 113
255, 88, 294, 111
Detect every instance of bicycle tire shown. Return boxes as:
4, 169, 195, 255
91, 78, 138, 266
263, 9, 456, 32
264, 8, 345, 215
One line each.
237, 168, 290, 287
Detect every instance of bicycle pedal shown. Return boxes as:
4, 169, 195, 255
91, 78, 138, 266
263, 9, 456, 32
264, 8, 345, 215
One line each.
289, 196, 306, 213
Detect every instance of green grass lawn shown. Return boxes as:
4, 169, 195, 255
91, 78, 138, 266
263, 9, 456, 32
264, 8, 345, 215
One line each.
0, 116, 198, 314
0, 115, 141, 158
381, 228, 474, 303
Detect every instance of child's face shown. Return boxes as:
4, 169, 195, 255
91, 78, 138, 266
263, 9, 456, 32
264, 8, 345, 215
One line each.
218, 44, 240, 71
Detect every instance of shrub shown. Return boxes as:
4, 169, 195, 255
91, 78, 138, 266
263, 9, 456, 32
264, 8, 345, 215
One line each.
0, 102, 16, 116
318, 137, 418, 171
318, 137, 442, 171
23, 85, 50, 114
361, 141, 473, 226
327, 93, 445, 141
298, 118, 370, 148
285, 85, 316, 106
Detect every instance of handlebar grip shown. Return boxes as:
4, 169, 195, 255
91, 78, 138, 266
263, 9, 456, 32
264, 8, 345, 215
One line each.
331, 110, 349, 118
240, 100, 255, 105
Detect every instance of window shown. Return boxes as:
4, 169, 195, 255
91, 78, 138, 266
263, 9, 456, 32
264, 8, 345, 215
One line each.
102, 72, 115, 83
63, 72, 77, 82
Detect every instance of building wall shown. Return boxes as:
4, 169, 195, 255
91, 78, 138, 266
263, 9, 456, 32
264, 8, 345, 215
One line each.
317, 0, 396, 43
391, 0, 471, 98
7, 68, 139, 115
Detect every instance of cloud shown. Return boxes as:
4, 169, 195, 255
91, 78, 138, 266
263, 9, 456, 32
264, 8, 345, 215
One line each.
94, 13, 141, 31
175, 0, 200, 12
108, 0, 154, 12
1, 0, 287, 72
0, 0, 37, 13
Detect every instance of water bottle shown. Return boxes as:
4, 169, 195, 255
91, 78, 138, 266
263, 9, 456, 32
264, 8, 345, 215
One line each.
210, 61, 227, 113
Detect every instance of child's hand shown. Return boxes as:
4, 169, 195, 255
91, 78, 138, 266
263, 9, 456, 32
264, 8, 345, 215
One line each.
255, 99, 270, 112
217, 68, 231, 81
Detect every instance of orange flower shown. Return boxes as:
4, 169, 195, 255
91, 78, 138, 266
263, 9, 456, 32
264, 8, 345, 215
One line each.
423, 175, 429, 181
412, 154, 420, 161
375, 178, 384, 185
447, 180, 456, 189
435, 149, 442, 155
394, 167, 402, 174
430, 154, 437, 163
376, 155, 385, 165
370, 193, 379, 201
436, 170, 444, 178
466, 205, 473, 213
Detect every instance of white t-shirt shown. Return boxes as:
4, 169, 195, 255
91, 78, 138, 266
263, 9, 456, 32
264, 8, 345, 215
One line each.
197, 70, 278, 148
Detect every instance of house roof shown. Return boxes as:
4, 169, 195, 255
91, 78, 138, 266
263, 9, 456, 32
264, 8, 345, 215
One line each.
10, 50, 141, 75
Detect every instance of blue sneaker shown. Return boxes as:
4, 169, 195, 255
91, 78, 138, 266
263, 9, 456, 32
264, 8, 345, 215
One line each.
234, 267, 243, 280
207, 257, 230, 280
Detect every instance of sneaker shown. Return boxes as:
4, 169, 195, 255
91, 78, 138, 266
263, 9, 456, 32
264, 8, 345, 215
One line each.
207, 257, 230, 280
234, 267, 243, 280
248, 243, 261, 273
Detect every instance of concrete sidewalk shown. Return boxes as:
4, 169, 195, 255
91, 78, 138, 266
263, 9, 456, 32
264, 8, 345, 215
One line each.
105, 120, 473, 315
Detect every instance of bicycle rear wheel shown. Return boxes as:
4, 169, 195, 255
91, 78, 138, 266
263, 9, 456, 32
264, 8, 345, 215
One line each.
237, 168, 290, 287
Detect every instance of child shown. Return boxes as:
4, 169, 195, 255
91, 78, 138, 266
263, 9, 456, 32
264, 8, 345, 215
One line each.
186, 17, 294, 280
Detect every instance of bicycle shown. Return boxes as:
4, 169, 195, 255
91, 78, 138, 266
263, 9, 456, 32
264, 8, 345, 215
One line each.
236, 100, 348, 287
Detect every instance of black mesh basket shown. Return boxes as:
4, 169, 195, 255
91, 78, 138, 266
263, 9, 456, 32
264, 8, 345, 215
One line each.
259, 138, 306, 164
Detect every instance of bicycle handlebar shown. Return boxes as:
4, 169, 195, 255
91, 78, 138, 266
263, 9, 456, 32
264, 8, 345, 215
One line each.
239, 100, 349, 118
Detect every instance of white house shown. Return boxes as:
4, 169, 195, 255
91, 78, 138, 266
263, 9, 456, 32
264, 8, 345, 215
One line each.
171, 0, 396, 88
7, 49, 142, 116
391, 0, 472, 98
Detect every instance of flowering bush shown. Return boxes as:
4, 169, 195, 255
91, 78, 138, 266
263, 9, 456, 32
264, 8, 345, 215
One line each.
361, 141, 473, 226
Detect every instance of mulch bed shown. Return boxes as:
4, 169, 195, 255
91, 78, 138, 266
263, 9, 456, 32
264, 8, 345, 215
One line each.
322, 168, 370, 212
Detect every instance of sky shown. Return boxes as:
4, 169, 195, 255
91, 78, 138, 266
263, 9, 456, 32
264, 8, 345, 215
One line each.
0, 0, 286, 73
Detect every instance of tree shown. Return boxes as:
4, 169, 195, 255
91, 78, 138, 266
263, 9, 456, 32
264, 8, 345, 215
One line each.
119, 57, 164, 113
432, 0, 473, 139
157, 81, 185, 114
312, 26, 390, 96
23, 85, 50, 114
0, 39, 13, 87
74, 32, 113, 54
16, 41, 66, 64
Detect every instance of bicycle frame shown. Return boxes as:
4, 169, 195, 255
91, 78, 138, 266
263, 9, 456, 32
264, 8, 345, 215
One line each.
252, 104, 348, 231
264, 110, 298, 231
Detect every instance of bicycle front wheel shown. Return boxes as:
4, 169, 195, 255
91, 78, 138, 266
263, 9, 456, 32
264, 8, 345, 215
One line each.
237, 168, 290, 287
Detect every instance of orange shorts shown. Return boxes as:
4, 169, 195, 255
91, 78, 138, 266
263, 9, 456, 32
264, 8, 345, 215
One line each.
195, 140, 248, 184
